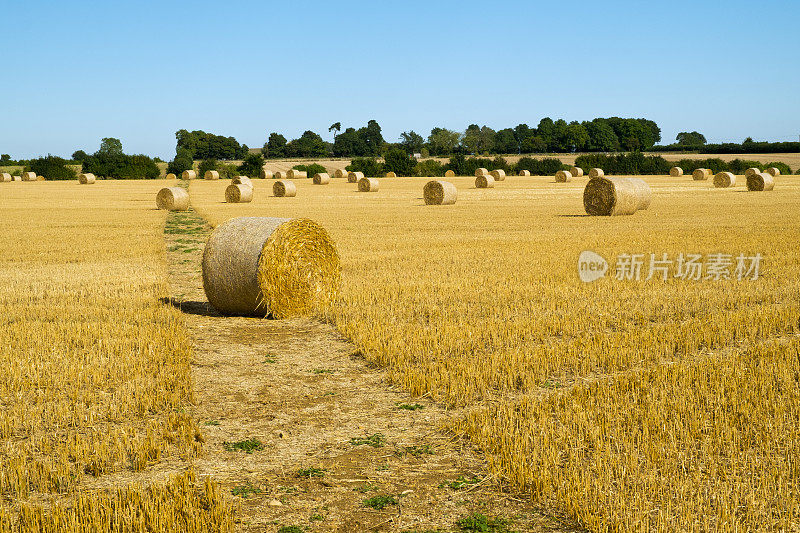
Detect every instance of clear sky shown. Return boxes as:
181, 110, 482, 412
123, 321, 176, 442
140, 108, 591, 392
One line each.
2, 0, 798, 159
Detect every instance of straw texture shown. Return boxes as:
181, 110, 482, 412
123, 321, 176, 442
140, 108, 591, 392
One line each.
166, 173, 177, 180
713, 172, 736, 188
181, 170, 197, 180
475, 175, 495, 188
21, 172, 37, 182
232, 176, 252, 187
766, 167, 780, 177
475, 168, 489, 177
358, 177, 379, 192
0, 173, 11, 182
156, 187, 190, 211
334, 169, 349, 179
555, 170, 572, 182
275, 171, 285, 180
670, 167, 683, 177
260, 169, 274, 179
490, 169, 506, 181
583, 176, 652, 216
588, 168, 604, 179
385, 171, 397, 178
79, 173, 96, 184
570, 166, 584, 177
692, 168, 709, 181
347, 171, 364, 183
518, 170, 530, 176
204, 170, 220, 180
226, 183, 253, 203
747, 173, 775, 191
286, 169, 307, 179
744, 167, 760, 178
273, 180, 297, 197
313, 173, 330, 184
424, 180, 457, 205
445, 170, 456, 177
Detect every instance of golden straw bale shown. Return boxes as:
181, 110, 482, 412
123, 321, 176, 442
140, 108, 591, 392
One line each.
423, 180, 457, 205
445, 170, 456, 177
166, 173, 177, 180
583, 176, 652, 216
156, 187, 190, 211
669, 166, 683, 177
588, 168, 604, 178
225, 183, 253, 203
347, 171, 364, 183
518, 170, 530, 176
21, 171, 37, 181
286, 169, 308, 179
334, 169, 349, 179
570, 166, 584, 177
555, 170, 572, 182
204, 170, 220, 180
475, 167, 489, 177
36, 175, 45, 181
490, 169, 506, 181
1, 173, 12, 182
273, 180, 297, 197
765, 167, 780, 177
692, 168, 709, 180
747, 172, 775, 191
385, 171, 397, 178
232, 175, 252, 187
744, 167, 760, 178
475, 175, 495, 188
260, 168, 274, 179
181, 170, 197, 180
275, 171, 285, 180
713, 172, 736, 188
78, 173, 96, 184
358, 177, 379, 192
313, 173, 331, 184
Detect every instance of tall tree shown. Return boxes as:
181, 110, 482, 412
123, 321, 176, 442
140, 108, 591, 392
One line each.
400, 131, 424, 154
99, 137, 123, 155
328, 122, 342, 139
676, 131, 707, 146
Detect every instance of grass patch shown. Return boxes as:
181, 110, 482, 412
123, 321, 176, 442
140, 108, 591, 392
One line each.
295, 467, 325, 479
222, 438, 264, 453
353, 483, 379, 493
440, 475, 483, 490
397, 403, 425, 411
277, 526, 305, 533
362, 495, 398, 510
203, 420, 220, 426
263, 355, 277, 364
456, 513, 514, 532
231, 482, 260, 498
350, 433, 385, 448
312, 368, 334, 374
402, 445, 433, 457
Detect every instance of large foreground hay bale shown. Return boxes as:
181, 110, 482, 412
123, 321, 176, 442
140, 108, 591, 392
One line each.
182, 170, 197, 180
570, 166, 584, 177
385, 171, 397, 178
713, 172, 736, 188
358, 177, 379, 192
766, 167, 780, 177
313, 173, 330, 184
286, 169, 307, 179
555, 170, 572, 182
226, 183, 253, 203
78, 173, 96, 184
445, 169, 456, 177
202, 217, 340, 318
156, 187, 190, 211
747, 172, 775, 191
166, 173, 177, 180
204, 170, 220, 180
583, 176, 652, 216
273, 180, 297, 197
423, 180, 457, 205
260, 168, 273, 179
475, 174, 495, 188
334, 169, 349, 179
232, 175, 252, 187
347, 171, 363, 183
0, 173, 11, 182
588, 168, 604, 178
692, 168, 709, 180
21, 172, 37, 182
744, 167, 760, 178
490, 169, 506, 181
669, 166, 683, 177
518, 170, 530, 176
475, 167, 489, 177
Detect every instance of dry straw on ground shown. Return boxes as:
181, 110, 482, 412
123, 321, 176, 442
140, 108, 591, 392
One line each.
747, 172, 775, 191
475, 168, 489, 177
423, 180, 458, 205
156, 187, 190, 211
0, 173, 11, 182
589, 168, 604, 178
79, 173, 96, 184
518, 170, 530, 176
21, 171, 37, 181
570, 166, 584, 177
713, 172, 736, 188
273, 180, 297, 197
555, 170, 572, 182
286, 169, 307, 179
475, 175, 495, 188
260, 168, 274, 179
745, 167, 761, 178
313, 173, 331, 184
358, 177, 379, 192
490, 169, 506, 181
348, 171, 364, 183
182, 170, 197, 180
385, 171, 397, 178
445, 170, 456, 177
201, 216, 340, 318
766, 167, 780, 177
225, 183, 253, 203
166, 173, 177, 180
670, 166, 683, 177
584, 176, 652, 216
692, 168, 710, 180
334, 169, 349, 179
232, 175, 252, 187
204, 170, 220, 180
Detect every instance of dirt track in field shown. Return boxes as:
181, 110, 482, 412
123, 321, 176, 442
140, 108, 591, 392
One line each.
164, 209, 580, 532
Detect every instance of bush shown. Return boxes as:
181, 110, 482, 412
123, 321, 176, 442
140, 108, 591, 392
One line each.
292, 163, 327, 177
346, 157, 384, 177
446, 155, 509, 177
237, 153, 265, 177
27, 155, 77, 180
383, 148, 416, 176
574, 152, 671, 175
514, 157, 566, 175
167, 148, 194, 176
217, 162, 239, 178
414, 159, 445, 177
198, 159, 218, 178
83, 152, 160, 179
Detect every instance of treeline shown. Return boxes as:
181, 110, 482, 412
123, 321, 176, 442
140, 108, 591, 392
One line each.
651, 139, 800, 154
72, 138, 160, 179
574, 153, 794, 176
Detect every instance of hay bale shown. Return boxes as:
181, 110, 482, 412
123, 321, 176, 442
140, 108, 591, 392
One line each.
490, 169, 506, 181
181, 170, 197, 180
273, 180, 297, 197
423, 180, 457, 205
11, 175, 21, 181
156, 187, 190, 211
286, 169, 308, 179
766, 167, 780, 177
1, 173, 12, 182
226, 183, 253, 203
747, 172, 775, 191
275, 171, 285, 180
260, 168, 274, 179
570, 166, 584, 177
166, 173, 177, 180
475, 174, 495, 188
78, 173, 96, 184
518, 170, 530, 176
347, 171, 363, 183
744, 167, 761, 178
204, 170, 220, 180
583, 176, 652, 216
202, 216, 340, 318
385, 171, 397, 178
445, 169, 456, 177
555, 170, 572, 182
692, 168, 709, 180
358, 177, 379, 192
37, 175, 45, 181
313, 173, 331, 185
669, 166, 683, 177
713, 172, 736, 188
475, 167, 489, 177
588, 168, 604, 179
232, 175, 252, 187
334, 169, 349, 179
21, 172, 36, 181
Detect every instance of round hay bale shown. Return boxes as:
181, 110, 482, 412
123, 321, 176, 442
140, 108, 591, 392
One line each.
166, 173, 177, 180
1, 172, 12, 182
423, 180, 457, 205
570, 166, 584, 177
669, 166, 683, 177
518, 170, 530, 177
260, 168, 274, 179
37, 175, 45, 181
475, 175, 495, 188
385, 171, 397, 178
11, 175, 21, 181
273, 180, 297, 197
555, 170, 572, 182
588, 168, 604, 178
713, 172, 736, 188
583, 176, 652, 216
766, 167, 780, 177
489, 169, 506, 181
334, 169, 349, 179
313, 173, 331, 185
692, 168, 709, 181
156, 187, 190, 211
204, 170, 220, 180
347, 171, 363, 183
357, 177, 379, 192
78, 173, 96, 184
181, 170, 197, 180
475, 167, 489, 177
445, 169, 456, 177
232, 175, 252, 187
286, 169, 308, 179
275, 171, 285, 180
747, 172, 775, 191
226, 183, 253, 203
744, 167, 761, 178
21, 172, 37, 181
202, 216, 340, 318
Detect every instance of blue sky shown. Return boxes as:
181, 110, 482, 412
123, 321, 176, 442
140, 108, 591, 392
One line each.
2, 0, 798, 159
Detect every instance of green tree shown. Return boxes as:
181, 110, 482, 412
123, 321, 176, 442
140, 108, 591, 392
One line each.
0, 154, 11, 164
676, 131, 707, 146
238, 153, 265, 177
427, 128, 461, 156
493, 128, 518, 154
462, 124, 481, 154
383, 147, 416, 176
28, 155, 77, 180
564, 122, 590, 152
99, 137, 123, 155
263, 133, 287, 158
198, 159, 218, 177
328, 122, 342, 139
399, 131, 424, 154
167, 147, 194, 175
